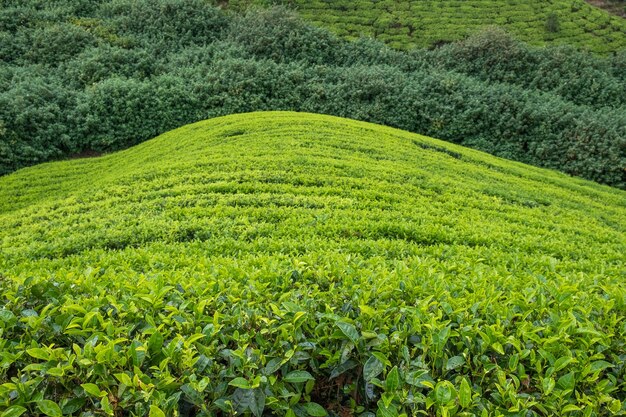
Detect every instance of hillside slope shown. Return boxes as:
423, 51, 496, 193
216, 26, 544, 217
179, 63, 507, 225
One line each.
226, 0, 626, 53
1, 112, 625, 416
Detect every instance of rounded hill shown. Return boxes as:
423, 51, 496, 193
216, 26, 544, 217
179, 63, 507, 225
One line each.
0, 112, 625, 416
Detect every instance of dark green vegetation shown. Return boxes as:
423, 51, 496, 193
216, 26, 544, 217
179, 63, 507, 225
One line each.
1, 0, 626, 188
1, 112, 625, 416
225, 0, 626, 52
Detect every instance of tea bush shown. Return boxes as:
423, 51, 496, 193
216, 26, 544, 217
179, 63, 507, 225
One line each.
1, 112, 625, 416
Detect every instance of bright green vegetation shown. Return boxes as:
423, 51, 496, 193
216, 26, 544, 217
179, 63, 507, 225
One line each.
230, 0, 626, 53
1, 112, 625, 416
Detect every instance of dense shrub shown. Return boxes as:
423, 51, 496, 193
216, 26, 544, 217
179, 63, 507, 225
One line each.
100, 0, 228, 49
611, 50, 626, 81
0, 74, 78, 173
61, 45, 158, 87
433, 28, 626, 108
228, 7, 342, 64
0, 2, 624, 188
76, 75, 202, 151
26, 23, 96, 65
77, 77, 164, 150
0, 30, 25, 63
432, 27, 537, 85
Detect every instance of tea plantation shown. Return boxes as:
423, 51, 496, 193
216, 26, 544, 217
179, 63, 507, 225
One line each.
225, 0, 626, 53
0, 112, 624, 416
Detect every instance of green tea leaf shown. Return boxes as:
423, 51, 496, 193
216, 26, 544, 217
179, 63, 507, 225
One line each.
229, 377, 251, 389
304, 402, 327, 416
385, 366, 400, 391
330, 360, 357, 379
459, 378, 472, 408
371, 352, 391, 367
37, 400, 62, 417
336, 321, 359, 344
263, 358, 283, 375
364, 356, 384, 382
435, 381, 455, 405
101, 395, 113, 415
46, 367, 64, 377
561, 405, 581, 413
554, 356, 572, 372
376, 401, 398, 417
557, 372, 575, 391
543, 377, 555, 395
62, 398, 86, 415
129, 341, 146, 367
433, 326, 451, 351
284, 371, 314, 383
149, 405, 166, 417
81, 383, 103, 397
0, 310, 16, 324
233, 387, 254, 414
491, 342, 504, 355
26, 348, 49, 360
115, 372, 133, 387
608, 399, 622, 414
405, 370, 433, 387
1, 406, 27, 417
249, 388, 266, 417
590, 361, 612, 372
445, 356, 465, 371
148, 332, 164, 354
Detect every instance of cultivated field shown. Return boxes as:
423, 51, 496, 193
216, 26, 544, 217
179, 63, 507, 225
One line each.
225, 0, 626, 53
1, 112, 624, 416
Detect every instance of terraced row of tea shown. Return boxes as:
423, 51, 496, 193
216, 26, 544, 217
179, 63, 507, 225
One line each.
227, 0, 626, 53
1, 113, 624, 416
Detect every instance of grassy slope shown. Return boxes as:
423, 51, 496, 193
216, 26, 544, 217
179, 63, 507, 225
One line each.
229, 0, 626, 53
1, 112, 625, 415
